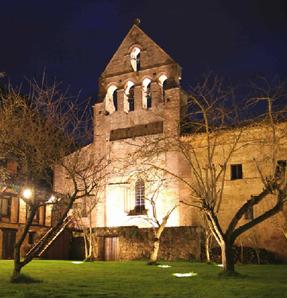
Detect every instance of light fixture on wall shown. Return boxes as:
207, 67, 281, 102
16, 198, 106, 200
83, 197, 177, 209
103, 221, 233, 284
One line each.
22, 187, 33, 200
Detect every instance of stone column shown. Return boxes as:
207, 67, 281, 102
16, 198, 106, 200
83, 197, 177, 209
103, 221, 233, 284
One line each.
116, 89, 125, 112
151, 81, 161, 109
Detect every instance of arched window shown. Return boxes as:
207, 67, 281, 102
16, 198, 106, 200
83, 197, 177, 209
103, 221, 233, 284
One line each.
128, 86, 135, 111
105, 85, 118, 114
146, 83, 151, 109
135, 178, 145, 212
142, 78, 152, 109
159, 74, 168, 102
113, 89, 118, 111
124, 81, 135, 113
130, 47, 141, 71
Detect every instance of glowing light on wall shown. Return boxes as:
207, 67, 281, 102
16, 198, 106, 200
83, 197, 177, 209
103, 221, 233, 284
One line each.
22, 188, 33, 200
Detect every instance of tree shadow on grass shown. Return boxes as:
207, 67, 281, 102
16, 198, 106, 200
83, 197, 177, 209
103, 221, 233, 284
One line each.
146, 261, 160, 266
218, 271, 248, 279
11, 274, 43, 284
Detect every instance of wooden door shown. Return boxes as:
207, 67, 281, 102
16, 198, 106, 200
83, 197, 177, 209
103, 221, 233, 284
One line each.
2, 229, 16, 259
97, 236, 105, 260
104, 237, 119, 261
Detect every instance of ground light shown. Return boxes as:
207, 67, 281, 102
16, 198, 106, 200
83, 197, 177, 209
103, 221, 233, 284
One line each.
173, 272, 198, 277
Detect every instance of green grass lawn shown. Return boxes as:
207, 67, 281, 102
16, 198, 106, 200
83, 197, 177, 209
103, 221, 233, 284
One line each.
0, 260, 287, 298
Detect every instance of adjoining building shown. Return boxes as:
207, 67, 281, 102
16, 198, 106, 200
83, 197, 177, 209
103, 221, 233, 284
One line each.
0, 160, 50, 259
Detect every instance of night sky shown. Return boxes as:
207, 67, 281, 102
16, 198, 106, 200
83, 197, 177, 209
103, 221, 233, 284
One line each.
1, 0, 287, 102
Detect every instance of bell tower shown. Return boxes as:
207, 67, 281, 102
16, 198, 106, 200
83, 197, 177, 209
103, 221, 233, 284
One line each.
93, 23, 186, 148
93, 23, 189, 227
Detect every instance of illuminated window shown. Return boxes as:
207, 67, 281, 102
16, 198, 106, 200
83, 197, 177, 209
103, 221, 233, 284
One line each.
124, 81, 135, 113
130, 47, 141, 71
142, 78, 152, 109
231, 164, 243, 180
135, 178, 145, 213
105, 85, 118, 114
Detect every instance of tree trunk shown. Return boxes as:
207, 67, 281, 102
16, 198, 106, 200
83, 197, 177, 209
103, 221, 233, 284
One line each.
148, 222, 168, 265
83, 230, 88, 260
254, 249, 260, 264
85, 237, 93, 261
149, 238, 160, 264
11, 263, 22, 282
147, 206, 176, 265
11, 250, 22, 281
221, 241, 235, 274
205, 233, 212, 263
11, 205, 36, 282
12, 237, 24, 282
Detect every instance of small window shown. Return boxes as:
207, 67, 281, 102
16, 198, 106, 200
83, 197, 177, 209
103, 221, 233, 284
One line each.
142, 78, 152, 109
244, 206, 254, 220
136, 52, 141, 71
275, 160, 286, 180
113, 89, 118, 111
130, 47, 141, 71
28, 232, 36, 245
231, 164, 243, 180
0, 195, 12, 218
159, 74, 168, 102
135, 178, 145, 213
146, 83, 152, 109
128, 86, 135, 111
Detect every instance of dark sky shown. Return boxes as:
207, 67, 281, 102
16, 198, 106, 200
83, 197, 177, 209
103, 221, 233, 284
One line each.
1, 0, 287, 102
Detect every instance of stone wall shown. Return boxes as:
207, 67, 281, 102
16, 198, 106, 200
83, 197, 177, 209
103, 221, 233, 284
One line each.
84, 226, 204, 261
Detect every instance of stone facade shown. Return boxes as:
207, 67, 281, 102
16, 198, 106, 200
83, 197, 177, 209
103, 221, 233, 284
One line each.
181, 127, 287, 260
54, 24, 287, 262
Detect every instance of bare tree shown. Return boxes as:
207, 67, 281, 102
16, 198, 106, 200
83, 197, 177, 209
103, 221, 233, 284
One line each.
0, 79, 108, 281
134, 75, 287, 274
140, 172, 177, 265
72, 187, 102, 261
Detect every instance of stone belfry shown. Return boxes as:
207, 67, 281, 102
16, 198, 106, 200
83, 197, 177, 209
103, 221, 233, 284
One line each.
93, 22, 189, 228
93, 22, 187, 148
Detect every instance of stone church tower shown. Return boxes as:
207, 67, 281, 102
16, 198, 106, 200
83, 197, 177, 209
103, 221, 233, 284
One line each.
92, 24, 192, 228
